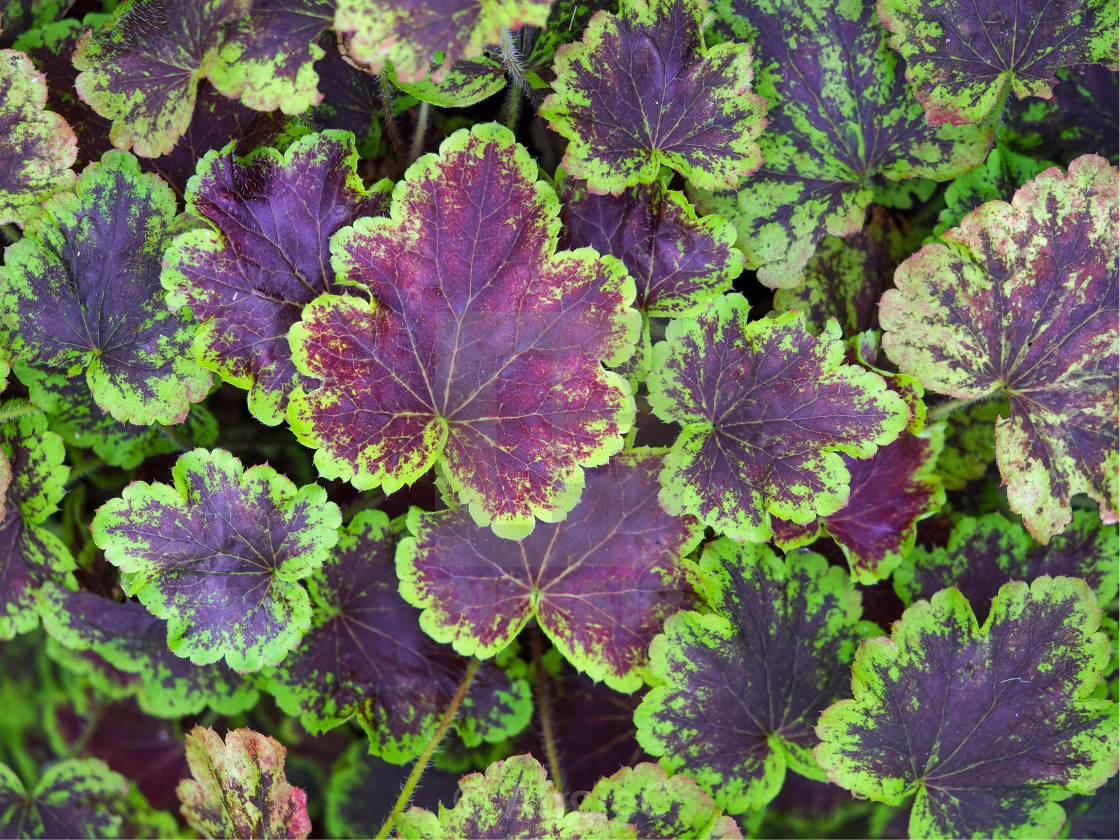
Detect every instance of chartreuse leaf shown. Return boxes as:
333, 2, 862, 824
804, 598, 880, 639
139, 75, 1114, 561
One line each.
0, 46, 76, 226
396, 754, 634, 839
0, 1, 69, 47
647, 294, 908, 542
178, 726, 311, 840
334, 0, 553, 83
525, 0, 616, 82
90, 448, 341, 671
73, 0, 253, 157
289, 123, 639, 539
0, 150, 212, 426
880, 155, 1119, 542
816, 578, 1119, 839
702, 0, 989, 287
878, 0, 1119, 127
0, 757, 130, 839
541, 0, 766, 194
579, 763, 742, 838
934, 146, 1052, 234
163, 130, 389, 426
936, 396, 1006, 490
635, 540, 875, 814
399, 449, 702, 691
389, 55, 507, 108
894, 511, 1120, 623
268, 510, 531, 762
0, 410, 73, 640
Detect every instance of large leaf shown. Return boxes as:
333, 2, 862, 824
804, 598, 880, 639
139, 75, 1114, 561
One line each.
163, 130, 389, 426
541, 0, 766, 195
289, 123, 639, 539
816, 578, 1119, 839
268, 510, 531, 762
647, 294, 909, 542
880, 155, 1119, 542
398, 449, 702, 690
177, 726, 311, 840
1005, 65, 1120, 165
634, 540, 873, 814
0, 758, 130, 839
702, 0, 989, 287
90, 448, 341, 671
877, 0, 1119, 126
0, 150, 212, 426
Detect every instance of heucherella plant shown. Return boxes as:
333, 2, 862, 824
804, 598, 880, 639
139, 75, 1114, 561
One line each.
0, 1, 1115, 838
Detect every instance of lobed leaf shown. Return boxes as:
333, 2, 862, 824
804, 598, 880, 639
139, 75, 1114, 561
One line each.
934, 146, 1052, 235
0, 758, 130, 839
1004, 65, 1119, 165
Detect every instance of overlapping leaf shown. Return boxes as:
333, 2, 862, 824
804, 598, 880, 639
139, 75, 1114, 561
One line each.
0, 0, 70, 47
937, 397, 1005, 490
164, 130, 389, 426
399, 449, 702, 690
816, 578, 1119, 838
1005, 65, 1120, 165
525, 0, 616, 82
0, 758, 130, 839
0, 151, 212, 426
311, 36, 381, 157
289, 124, 639, 538
389, 55, 507, 108
934, 146, 1051, 234
878, 0, 1119, 126
541, 0, 766, 194
90, 448, 341, 671
880, 155, 1119, 542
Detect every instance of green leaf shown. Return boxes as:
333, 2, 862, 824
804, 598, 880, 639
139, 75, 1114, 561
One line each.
390, 55, 507, 108
0, 758, 130, 839
934, 146, 1053, 235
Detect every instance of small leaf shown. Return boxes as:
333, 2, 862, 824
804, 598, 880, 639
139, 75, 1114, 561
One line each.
934, 146, 1052, 234
0, 758, 130, 839
1004, 65, 1119, 165
390, 55, 507, 108
0, 0, 70, 47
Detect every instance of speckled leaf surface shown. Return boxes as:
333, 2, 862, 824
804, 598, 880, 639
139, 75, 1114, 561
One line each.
0, 151, 212, 426
816, 578, 1119, 839
0, 758, 130, 839
73, 0, 253, 157
0, 0, 71, 47
178, 726, 311, 840
269, 510, 531, 762
702, 0, 989, 288
163, 130, 388, 426
390, 56, 507, 108
289, 124, 639, 539
647, 294, 908, 542
1005, 65, 1119, 165
398, 449, 702, 691
90, 448, 341, 671
880, 155, 1119, 542
526, 0, 616, 82
934, 146, 1052, 234
635, 540, 874, 814
937, 397, 1005, 490
541, 0, 766, 194
878, 0, 1119, 126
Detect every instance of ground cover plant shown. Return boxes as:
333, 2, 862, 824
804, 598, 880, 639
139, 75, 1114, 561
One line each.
0, 0, 1117, 838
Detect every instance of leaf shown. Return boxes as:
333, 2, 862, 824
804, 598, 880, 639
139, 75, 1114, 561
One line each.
268, 509, 531, 761
0, 46, 76, 226
0, 410, 74, 640
311, 35, 381, 157
163, 130, 389, 426
894, 511, 1120, 624
580, 763, 743, 839
0, 150, 212, 426
289, 123, 639, 538
334, 0, 553, 83
540, 0, 766, 194
934, 146, 1053, 234
1005, 65, 1120, 165
398, 449, 702, 690
389, 55, 508, 108
525, 0, 616, 83
0, 758, 130, 839
90, 447, 342, 671
396, 754, 633, 839
177, 726, 311, 840
647, 294, 909, 542
0, 0, 70, 47
880, 155, 1120, 542
815, 578, 1119, 839
701, 0, 989, 287
1062, 775, 1119, 840
73, 0, 254, 157
877, 0, 1119, 126
937, 397, 1006, 490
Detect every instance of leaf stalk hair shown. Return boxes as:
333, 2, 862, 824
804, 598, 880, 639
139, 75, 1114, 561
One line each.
531, 626, 565, 800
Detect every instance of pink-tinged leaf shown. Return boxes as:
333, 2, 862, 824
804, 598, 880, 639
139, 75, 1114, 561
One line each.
398, 449, 702, 690
289, 123, 640, 539
880, 155, 1119, 542
178, 726, 311, 840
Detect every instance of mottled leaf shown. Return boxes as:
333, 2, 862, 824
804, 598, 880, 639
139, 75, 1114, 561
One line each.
177, 726, 311, 840
934, 146, 1052, 234
390, 55, 507, 108
90, 447, 341, 671
648, 294, 908, 542
399, 449, 702, 690
1005, 65, 1120, 165
541, 0, 766, 194
0, 150, 212, 425
880, 155, 1119, 542
0, 758, 130, 839
1062, 775, 1119, 840
525, 0, 616, 83
163, 130, 389, 426
0, 0, 71, 47
878, 0, 1119, 126
937, 397, 1006, 491
289, 123, 639, 538
816, 578, 1119, 839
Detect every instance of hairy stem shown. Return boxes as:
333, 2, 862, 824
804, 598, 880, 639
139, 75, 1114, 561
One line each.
375, 658, 480, 839
409, 101, 430, 165
531, 627, 564, 799
0, 399, 43, 425
926, 394, 992, 423
1, 224, 21, 245
158, 423, 194, 452
499, 28, 538, 106
379, 68, 406, 171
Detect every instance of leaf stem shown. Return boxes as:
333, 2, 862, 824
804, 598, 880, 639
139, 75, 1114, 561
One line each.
64, 457, 107, 490
985, 77, 1013, 141
158, 423, 194, 451
926, 395, 988, 423
530, 627, 564, 800
408, 101, 430, 165
1, 224, 21, 245
374, 657, 480, 840
0, 399, 43, 425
